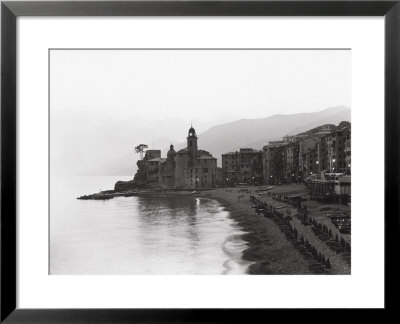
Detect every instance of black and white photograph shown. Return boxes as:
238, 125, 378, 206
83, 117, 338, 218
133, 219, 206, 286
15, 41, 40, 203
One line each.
50, 49, 351, 275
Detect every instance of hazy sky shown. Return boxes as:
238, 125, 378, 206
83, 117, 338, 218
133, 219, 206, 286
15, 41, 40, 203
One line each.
51, 50, 351, 129
50, 49, 351, 175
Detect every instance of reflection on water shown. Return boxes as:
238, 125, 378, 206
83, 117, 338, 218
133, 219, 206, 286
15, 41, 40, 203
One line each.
50, 176, 250, 275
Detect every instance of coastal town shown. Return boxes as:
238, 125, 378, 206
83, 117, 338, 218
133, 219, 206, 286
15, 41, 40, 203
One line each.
129, 121, 351, 203
78, 121, 351, 275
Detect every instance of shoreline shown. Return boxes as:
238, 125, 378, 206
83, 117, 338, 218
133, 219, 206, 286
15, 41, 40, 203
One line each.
77, 184, 350, 275
198, 186, 350, 275
197, 189, 313, 275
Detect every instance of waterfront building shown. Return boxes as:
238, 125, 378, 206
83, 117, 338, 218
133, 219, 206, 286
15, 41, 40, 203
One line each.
262, 140, 287, 184
135, 150, 165, 183
299, 137, 318, 178
222, 148, 263, 184
144, 150, 161, 160
174, 126, 220, 188
309, 173, 351, 204
135, 121, 351, 189
222, 151, 240, 183
316, 137, 329, 174
259, 121, 351, 183
285, 142, 300, 183
158, 144, 176, 187
326, 121, 351, 174
136, 125, 221, 189
303, 148, 318, 177
344, 128, 351, 175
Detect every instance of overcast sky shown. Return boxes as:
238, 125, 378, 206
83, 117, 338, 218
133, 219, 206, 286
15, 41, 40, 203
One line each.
50, 49, 351, 175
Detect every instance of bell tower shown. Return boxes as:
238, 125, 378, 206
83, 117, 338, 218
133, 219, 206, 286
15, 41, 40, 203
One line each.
187, 124, 198, 166
167, 143, 176, 161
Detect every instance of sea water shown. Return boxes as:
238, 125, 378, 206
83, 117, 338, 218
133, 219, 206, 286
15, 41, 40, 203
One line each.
50, 176, 250, 274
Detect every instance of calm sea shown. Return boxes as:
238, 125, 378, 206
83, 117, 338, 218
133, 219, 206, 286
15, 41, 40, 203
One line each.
50, 176, 250, 275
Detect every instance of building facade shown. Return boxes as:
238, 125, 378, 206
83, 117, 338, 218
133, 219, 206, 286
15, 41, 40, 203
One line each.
135, 126, 221, 189
316, 137, 328, 173
222, 148, 263, 184
344, 127, 351, 175
135, 150, 164, 184
285, 142, 300, 182
135, 121, 351, 188
325, 121, 351, 173
299, 137, 318, 178
262, 140, 287, 184
261, 122, 351, 184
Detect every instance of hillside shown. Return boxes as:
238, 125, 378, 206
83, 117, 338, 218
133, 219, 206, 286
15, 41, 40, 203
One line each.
51, 106, 350, 175
175, 106, 350, 166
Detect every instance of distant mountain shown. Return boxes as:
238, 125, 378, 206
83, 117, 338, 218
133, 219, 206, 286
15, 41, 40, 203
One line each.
286, 108, 351, 135
175, 106, 350, 166
52, 106, 350, 175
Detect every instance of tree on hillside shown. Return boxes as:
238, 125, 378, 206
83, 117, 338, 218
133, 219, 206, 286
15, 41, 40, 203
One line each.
135, 144, 148, 160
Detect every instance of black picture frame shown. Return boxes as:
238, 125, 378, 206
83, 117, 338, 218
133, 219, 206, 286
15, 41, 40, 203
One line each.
1, 0, 399, 322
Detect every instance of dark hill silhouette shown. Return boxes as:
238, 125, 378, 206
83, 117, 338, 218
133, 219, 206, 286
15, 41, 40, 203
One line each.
174, 106, 350, 166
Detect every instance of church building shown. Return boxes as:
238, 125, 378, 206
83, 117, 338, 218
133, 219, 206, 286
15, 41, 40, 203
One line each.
138, 125, 221, 189
174, 126, 220, 188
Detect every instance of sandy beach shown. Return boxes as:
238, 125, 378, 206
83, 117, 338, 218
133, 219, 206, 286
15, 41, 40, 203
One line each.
198, 184, 351, 275
78, 182, 351, 275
